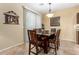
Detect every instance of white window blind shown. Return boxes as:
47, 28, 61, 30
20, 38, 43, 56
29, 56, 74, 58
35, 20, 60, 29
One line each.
26, 10, 42, 30
35, 15, 42, 28
26, 11, 35, 29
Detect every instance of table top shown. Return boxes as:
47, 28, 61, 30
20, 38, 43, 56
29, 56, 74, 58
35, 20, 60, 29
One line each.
37, 32, 55, 36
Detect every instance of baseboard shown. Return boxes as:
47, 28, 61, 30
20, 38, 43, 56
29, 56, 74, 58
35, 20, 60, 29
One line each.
0, 42, 24, 52
61, 39, 76, 43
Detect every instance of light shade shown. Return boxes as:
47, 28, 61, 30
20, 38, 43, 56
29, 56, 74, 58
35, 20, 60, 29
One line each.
46, 13, 54, 18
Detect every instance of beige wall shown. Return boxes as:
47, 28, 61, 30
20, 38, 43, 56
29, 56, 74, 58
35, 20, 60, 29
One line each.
43, 6, 79, 42
0, 4, 24, 50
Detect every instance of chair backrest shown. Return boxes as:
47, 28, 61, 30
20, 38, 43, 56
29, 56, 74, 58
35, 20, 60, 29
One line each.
36, 28, 42, 33
43, 30, 49, 34
51, 28, 56, 33
27, 30, 37, 43
56, 29, 61, 40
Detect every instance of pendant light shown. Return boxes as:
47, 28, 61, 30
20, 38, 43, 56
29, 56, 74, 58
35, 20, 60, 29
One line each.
46, 3, 54, 18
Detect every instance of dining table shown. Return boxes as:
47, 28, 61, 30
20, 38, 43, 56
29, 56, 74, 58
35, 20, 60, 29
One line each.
37, 32, 55, 54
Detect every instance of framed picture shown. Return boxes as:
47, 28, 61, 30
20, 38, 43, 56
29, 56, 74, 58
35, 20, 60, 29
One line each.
4, 11, 19, 24
50, 16, 60, 26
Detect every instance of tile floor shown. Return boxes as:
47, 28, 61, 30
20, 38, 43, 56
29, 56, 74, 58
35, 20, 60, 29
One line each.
0, 40, 79, 55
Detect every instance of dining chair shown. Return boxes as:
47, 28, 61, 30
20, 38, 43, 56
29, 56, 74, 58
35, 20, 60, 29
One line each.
27, 30, 43, 55
36, 28, 42, 33
51, 28, 56, 33
49, 29, 61, 55
56, 29, 61, 50
43, 30, 49, 34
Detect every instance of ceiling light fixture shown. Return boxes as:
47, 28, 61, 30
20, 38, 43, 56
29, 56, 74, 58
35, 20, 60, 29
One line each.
46, 3, 54, 18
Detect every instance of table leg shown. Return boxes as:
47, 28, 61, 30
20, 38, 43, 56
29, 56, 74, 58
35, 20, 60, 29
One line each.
44, 37, 49, 54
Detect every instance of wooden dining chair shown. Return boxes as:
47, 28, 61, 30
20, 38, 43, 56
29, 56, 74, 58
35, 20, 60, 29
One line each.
44, 30, 49, 34
49, 29, 61, 55
36, 28, 42, 33
51, 28, 56, 33
56, 29, 61, 50
27, 30, 43, 55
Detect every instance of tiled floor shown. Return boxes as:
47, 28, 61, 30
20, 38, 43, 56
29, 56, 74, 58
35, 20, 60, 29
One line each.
0, 40, 79, 55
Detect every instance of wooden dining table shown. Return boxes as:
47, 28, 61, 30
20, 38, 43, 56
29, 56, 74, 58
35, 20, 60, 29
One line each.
37, 32, 55, 54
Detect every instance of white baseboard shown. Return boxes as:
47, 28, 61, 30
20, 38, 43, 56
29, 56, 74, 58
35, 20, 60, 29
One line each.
0, 42, 24, 52
61, 39, 76, 43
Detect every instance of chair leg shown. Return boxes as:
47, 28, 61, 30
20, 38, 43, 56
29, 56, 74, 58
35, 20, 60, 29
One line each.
54, 44, 57, 55
57, 40, 60, 50
57, 43, 59, 50
29, 43, 31, 55
56, 41, 58, 50
36, 45, 38, 55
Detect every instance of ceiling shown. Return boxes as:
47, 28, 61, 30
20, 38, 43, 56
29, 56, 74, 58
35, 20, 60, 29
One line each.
24, 3, 79, 14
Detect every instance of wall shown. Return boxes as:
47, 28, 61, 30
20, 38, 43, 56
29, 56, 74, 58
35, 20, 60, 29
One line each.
43, 6, 79, 42
0, 4, 24, 50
